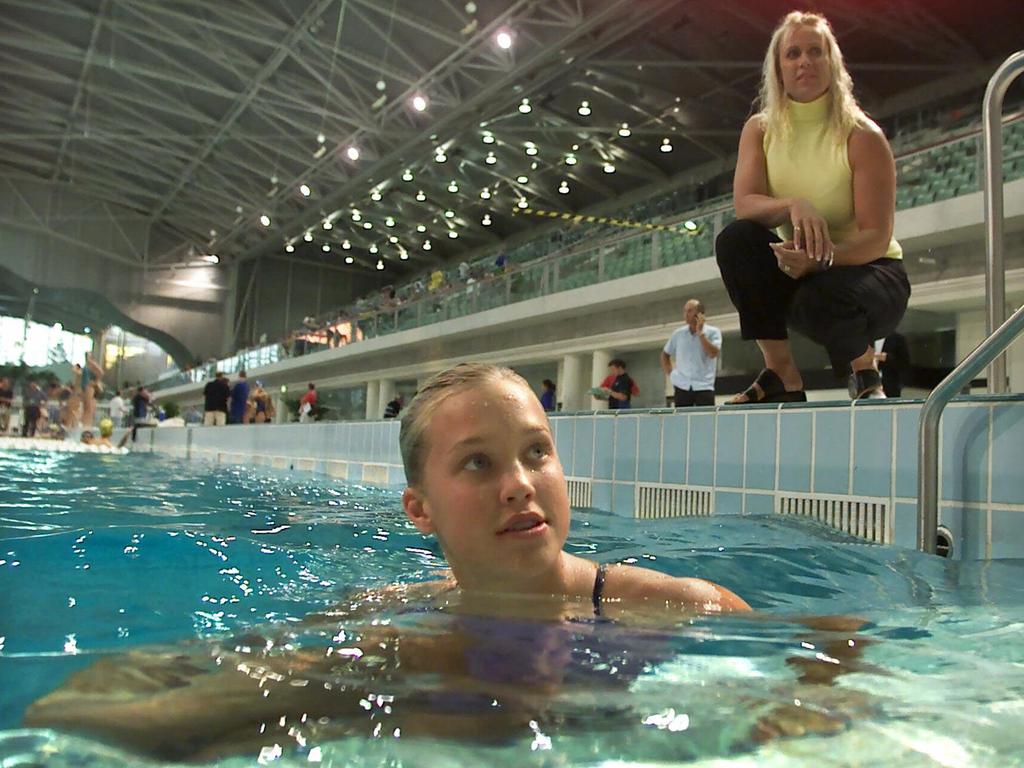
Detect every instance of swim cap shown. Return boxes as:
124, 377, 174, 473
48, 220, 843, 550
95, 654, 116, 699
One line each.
99, 418, 114, 437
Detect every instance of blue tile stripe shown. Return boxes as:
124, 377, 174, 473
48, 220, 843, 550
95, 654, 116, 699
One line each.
148, 399, 1024, 560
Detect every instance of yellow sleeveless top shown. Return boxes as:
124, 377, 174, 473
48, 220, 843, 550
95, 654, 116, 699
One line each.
764, 93, 902, 260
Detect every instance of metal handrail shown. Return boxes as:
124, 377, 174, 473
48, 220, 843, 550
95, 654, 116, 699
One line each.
983, 50, 1024, 393
918, 51, 1024, 554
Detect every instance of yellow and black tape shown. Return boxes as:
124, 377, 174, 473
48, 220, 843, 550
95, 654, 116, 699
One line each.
511, 206, 701, 235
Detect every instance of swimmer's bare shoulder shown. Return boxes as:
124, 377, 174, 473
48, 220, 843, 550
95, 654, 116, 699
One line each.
602, 563, 751, 613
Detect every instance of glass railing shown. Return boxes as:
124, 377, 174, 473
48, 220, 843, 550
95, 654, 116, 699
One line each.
151, 116, 1024, 393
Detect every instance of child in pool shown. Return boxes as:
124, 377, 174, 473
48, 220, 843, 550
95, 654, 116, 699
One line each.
394, 362, 750, 615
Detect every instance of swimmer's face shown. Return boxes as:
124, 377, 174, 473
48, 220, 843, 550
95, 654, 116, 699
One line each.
778, 24, 830, 103
402, 378, 570, 591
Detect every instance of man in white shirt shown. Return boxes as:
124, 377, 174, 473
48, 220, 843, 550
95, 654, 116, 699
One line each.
661, 299, 722, 407
108, 390, 127, 427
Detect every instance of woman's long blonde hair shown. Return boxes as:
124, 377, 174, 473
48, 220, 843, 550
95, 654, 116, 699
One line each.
756, 11, 869, 143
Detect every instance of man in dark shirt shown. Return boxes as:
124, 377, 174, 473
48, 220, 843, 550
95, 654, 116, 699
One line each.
130, 386, 150, 423
229, 370, 250, 424
383, 394, 404, 419
596, 359, 639, 410
21, 381, 46, 437
203, 372, 231, 427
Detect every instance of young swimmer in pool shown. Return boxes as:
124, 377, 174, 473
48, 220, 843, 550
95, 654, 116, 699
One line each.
27, 365, 877, 760
395, 362, 750, 614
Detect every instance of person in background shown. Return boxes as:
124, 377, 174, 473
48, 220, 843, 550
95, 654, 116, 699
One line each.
0, 377, 12, 433
539, 379, 557, 412
715, 10, 909, 403
298, 382, 317, 423
662, 299, 722, 407
593, 359, 639, 410
229, 370, 250, 424
183, 405, 203, 425
876, 332, 911, 398
21, 380, 45, 437
130, 385, 151, 424
251, 381, 274, 424
108, 389, 127, 428
203, 372, 230, 427
80, 353, 105, 427
383, 393, 404, 419
45, 382, 63, 435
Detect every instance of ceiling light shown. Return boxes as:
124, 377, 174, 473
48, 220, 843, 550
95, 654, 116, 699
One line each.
518, 98, 531, 114
299, 183, 311, 197
416, 223, 427, 232
285, 243, 295, 253
661, 138, 673, 153
482, 132, 495, 144
323, 220, 333, 230
385, 216, 395, 227
322, 244, 331, 252
411, 94, 428, 112
485, 152, 497, 164
558, 181, 570, 194
517, 197, 529, 208
402, 169, 413, 182
683, 220, 698, 232
270, 175, 278, 185
205, 254, 220, 264
444, 209, 455, 218
259, 214, 271, 227
564, 154, 577, 165
571, 144, 579, 151
447, 181, 459, 193
603, 163, 615, 174
303, 232, 314, 242
516, 175, 528, 184
371, 190, 382, 201
317, 132, 326, 144
399, 249, 409, 260
423, 240, 432, 250
342, 240, 351, 249
352, 211, 362, 221
524, 142, 538, 156
389, 235, 399, 244
480, 188, 491, 199
376, 259, 385, 270
448, 230, 458, 239
362, 221, 372, 229
345, 255, 354, 264
465, 2, 477, 14
235, 205, 243, 213
346, 146, 360, 161
618, 123, 631, 138
577, 100, 591, 116
415, 190, 426, 201
434, 150, 447, 163
496, 29, 513, 49
369, 244, 379, 254
482, 214, 492, 226
376, 79, 386, 91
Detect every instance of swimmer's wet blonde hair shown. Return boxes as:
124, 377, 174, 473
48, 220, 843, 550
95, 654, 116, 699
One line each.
757, 11, 869, 144
399, 362, 530, 488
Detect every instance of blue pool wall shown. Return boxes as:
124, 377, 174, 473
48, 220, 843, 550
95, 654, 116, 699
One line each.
144, 396, 1024, 561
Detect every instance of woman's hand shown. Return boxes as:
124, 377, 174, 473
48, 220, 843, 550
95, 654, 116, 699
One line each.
788, 199, 833, 262
770, 241, 819, 280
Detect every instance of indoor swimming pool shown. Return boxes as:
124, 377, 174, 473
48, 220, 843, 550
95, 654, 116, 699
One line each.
2, 449, 1024, 767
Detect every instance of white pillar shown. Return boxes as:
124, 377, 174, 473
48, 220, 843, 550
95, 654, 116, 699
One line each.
590, 349, 612, 410
272, 395, 285, 424
555, 358, 565, 412
561, 354, 584, 412
365, 380, 381, 421
378, 379, 396, 417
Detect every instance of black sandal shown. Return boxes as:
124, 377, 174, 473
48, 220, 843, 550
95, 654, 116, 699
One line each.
729, 368, 807, 404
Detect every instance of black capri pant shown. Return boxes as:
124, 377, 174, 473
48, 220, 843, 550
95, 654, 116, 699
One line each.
715, 219, 911, 377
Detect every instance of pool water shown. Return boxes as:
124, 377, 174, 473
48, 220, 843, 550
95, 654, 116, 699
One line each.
2, 450, 1024, 766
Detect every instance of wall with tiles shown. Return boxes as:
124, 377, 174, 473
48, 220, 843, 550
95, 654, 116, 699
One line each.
142, 396, 1023, 561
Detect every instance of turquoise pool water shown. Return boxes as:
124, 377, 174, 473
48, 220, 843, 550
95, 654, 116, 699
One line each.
2, 449, 1024, 766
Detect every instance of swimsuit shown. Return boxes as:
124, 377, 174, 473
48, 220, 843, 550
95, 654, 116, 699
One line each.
592, 562, 608, 616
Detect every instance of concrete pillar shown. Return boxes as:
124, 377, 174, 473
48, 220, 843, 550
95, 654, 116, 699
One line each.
956, 310, 987, 393
590, 349, 612, 410
378, 379, 396, 418
560, 354, 584, 412
555, 358, 565, 412
272, 395, 285, 424
365, 380, 381, 421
